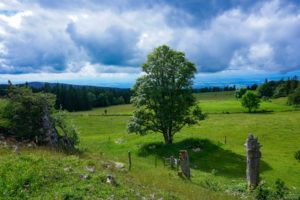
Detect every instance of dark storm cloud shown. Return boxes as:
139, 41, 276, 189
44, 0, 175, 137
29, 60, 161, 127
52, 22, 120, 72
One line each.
66, 23, 140, 66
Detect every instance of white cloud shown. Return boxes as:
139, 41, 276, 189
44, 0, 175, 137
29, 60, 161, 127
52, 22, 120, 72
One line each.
0, 0, 299, 78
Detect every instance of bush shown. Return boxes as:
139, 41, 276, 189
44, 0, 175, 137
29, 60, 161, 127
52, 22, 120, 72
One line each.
3, 86, 56, 140
295, 150, 300, 162
255, 182, 271, 200
2, 85, 79, 151
54, 111, 80, 151
273, 179, 288, 200
288, 86, 300, 105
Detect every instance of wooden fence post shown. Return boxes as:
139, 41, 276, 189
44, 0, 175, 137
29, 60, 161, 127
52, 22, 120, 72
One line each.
128, 151, 132, 171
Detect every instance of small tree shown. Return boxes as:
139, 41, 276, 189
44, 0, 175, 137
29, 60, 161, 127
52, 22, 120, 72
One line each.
288, 85, 300, 105
128, 45, 205, 144
241, 91, 261, 113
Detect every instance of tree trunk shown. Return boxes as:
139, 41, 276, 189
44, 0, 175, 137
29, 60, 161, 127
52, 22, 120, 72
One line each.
163, 132, 173, 144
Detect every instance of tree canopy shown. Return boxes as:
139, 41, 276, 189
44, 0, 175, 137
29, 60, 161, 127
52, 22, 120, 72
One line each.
241, 91, 261, 113
128, 45, 205, 144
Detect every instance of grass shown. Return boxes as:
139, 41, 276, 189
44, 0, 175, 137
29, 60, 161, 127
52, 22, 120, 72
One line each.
1, 91, 300, 199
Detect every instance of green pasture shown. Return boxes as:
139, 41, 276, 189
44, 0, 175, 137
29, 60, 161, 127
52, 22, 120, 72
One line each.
0, 92, 300, 199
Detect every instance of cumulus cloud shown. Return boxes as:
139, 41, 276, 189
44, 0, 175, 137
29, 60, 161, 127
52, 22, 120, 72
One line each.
0, 0, 300, 76
175, 0, 300, 73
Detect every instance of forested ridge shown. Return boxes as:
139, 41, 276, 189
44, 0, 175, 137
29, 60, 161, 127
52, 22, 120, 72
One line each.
0, 82, 132, 111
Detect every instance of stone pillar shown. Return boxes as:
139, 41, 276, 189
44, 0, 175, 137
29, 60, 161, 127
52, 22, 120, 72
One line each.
245, 134, 261, 189
179, 150, 190, 179
42, 104, 58, 147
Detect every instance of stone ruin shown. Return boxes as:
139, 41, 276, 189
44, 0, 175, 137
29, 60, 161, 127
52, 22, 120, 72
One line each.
245, 134, 261, 189
41, 104, 59, 147
179, 150, 190, 179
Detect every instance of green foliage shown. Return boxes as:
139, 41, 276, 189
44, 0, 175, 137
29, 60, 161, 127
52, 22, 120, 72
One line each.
257, 81, 275, 98
273, 179, 288, 200
241, 91, 261, 112
1, 86, 79, 150
255, 182, 271, 200
128, 45, 205, 144
54, 111, 80, 151
273, 82, 288, 98
288, 86, 300, 105
295, 150, 300, 162
200, 178, 221, 191
225, 183, 247, 197
3, 86, 56, 139
235, 88, 247, 99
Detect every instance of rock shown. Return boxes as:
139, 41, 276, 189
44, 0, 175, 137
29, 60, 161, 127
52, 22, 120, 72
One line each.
64, 166, 72, 172
106, 174, 117, 186
102, 162, 113, 169
149, 193, 155, 199
179, 150, 190, 179
114, 162, 125, 169
41, 104, 59, 147
13, 145, 20, 155
0, 141, 7, 147
192, 147, 202, 152
115, 138, 124, 144
148, 145, 156, 149
84, 166, 95, 173
79, 174, 89, 180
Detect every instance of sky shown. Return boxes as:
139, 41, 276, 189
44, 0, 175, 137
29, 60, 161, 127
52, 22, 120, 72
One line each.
0, 0, 300, 88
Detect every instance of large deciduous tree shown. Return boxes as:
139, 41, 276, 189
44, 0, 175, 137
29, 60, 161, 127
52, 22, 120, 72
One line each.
128, 45, 205, 144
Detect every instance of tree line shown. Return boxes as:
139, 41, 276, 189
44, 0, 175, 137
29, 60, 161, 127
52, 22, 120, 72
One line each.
0, 83, 132, 111
236, 76, 300, 112
236, 76, 299, 104
193, 85, 237, 93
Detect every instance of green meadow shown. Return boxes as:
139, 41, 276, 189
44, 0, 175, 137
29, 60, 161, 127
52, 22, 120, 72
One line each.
1, 92, 300, 199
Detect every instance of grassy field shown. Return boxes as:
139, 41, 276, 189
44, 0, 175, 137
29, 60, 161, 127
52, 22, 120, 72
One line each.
1, 92, 300, 199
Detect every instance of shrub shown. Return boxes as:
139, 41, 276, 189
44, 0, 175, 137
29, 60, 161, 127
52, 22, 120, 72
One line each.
3, 85, 79, 151
295, 150, 300, 162
200, 178, 220, 191
54, 111, 80, 152
3, 85, 56, 140
255, 182, 271, 200
273, 179, 288, 200
288, 86, 300, 105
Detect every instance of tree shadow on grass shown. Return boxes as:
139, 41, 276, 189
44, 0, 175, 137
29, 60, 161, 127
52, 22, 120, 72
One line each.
138, 138, 271, 178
